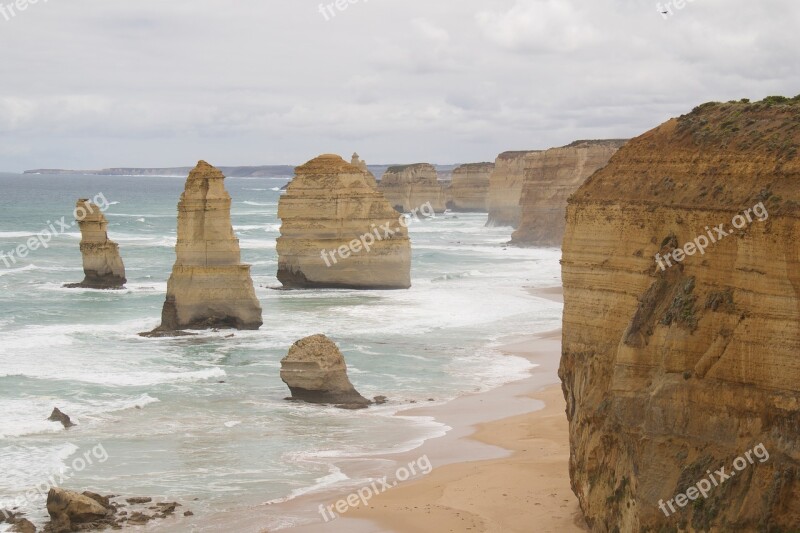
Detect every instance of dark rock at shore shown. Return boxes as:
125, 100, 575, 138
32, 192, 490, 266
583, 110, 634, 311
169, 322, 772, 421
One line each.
47, 408, 75, 429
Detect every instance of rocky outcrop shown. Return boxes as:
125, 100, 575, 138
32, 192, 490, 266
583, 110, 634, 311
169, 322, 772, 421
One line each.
486, 151, 541, 227
449, 163, 494, 211
511, 140, 626, 246
560, 98, 800, 531
277, 154, 411, 290
378, 163, 447, 213
280, 334, 370, 408
48, 408, 75, 429
64, 199, 126, 289
46, 489, 109, 532
351, 152, 378, 187
147, 161, 262, 334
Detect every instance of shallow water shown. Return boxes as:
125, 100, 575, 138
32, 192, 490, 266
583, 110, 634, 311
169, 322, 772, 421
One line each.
0, 173, 562, 529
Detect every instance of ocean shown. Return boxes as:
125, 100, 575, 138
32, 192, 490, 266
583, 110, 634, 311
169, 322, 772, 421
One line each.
0, 172, 562, 531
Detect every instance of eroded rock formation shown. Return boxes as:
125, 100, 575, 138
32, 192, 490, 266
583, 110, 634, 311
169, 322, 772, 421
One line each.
511, 140, 626, 246
561, 98, 800, 531
280, 334, 370, 408
148, 161, 262, 333
64, 199, 126, 289
449, 163, 494, 212
378, 163, 447, 213
277, 154, 411, 289
351, 152, 378, 187
486, 151, 541, 227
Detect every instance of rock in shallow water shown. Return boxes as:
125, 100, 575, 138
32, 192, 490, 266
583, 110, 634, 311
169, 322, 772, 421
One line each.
280, 334, 371, 409
63, 199, 126, 290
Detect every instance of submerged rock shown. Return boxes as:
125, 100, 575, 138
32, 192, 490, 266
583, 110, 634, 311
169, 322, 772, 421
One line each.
144, 161, 262, 335
277, 154, 411, 290
47, 407, 75, 429
280, 334, 370, 408
63, 199, 126, 289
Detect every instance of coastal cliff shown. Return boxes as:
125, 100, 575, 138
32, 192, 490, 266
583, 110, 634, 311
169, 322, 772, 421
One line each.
560, 97, 800, 531
486, 150, 540, 227
64, 199, 126, 289
449, 163, 494, 212
378, 163, 447, 213
150, 161, 262, 332
511, 140, 626, 246
277, 154, 411, 289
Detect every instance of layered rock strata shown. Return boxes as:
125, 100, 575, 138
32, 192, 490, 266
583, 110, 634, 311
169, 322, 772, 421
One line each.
149, 161, 262, 333
351, 152, 378, 187
511, 140, 626, 246
277, 154, 411, 289
560, 98, 800, 531
64, 199, 126, 289
378, 163, 447, 213
449, 163, 494, 211
486, 151, 541, 227
280, 334, 370, 408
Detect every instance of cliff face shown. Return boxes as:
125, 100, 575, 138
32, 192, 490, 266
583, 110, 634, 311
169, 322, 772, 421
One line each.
486, 151, 540, 227
64, 199, 126, 289
277, 154, 411, 289
449, 163, 494, 212
511, 140, 626, 246
560, 99, 800, 531
155, 161, 262, 331
378, 163, 447, 213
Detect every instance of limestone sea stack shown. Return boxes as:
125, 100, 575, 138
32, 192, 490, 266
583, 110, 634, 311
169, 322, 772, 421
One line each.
486, 150, 541, 227
350, 152, 378, 186
150, 161, 262, 332
280, 334, 370, 408
561, 97, 800, 531
378, 163, 447, 213
449, 162, 494, 212
277, 154, 411, 290
64, 199, 126, 289
510, 140, 626, 246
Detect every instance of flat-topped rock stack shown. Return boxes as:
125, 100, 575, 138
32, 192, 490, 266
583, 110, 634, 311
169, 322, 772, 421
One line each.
147, 161, 262, 334
511, 140, 626, 246
486, 150, 541, 227
277, 154, 411, 290
64, 199, 126, 289
378, 163, 447, 213
449, 162, 494, 211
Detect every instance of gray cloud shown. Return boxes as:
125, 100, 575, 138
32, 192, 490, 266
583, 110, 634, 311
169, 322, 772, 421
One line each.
0, 0, 797, 171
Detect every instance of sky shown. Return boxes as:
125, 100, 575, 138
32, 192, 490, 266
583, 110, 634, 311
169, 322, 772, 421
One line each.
0, 0, 798, 171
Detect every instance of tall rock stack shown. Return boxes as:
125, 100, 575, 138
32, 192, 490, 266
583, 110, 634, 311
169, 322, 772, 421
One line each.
560, 98, 800, 531
486, 150, 541, 227
350, 152, 378, 187
152, 161, 262, 332
510, 140, 626, 246
64, 199, 126, 289
277, 154, 411, 289
378, 163, 447, 213
449, 162, 494, 212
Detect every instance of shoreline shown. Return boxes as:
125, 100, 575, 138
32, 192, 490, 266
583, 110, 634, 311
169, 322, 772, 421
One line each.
254, 318, 584, 532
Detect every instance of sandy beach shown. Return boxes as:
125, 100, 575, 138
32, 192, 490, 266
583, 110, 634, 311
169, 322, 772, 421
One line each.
252, 287, 588, 533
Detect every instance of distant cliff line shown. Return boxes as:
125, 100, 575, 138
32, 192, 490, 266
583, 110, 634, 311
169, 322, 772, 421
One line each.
24, 164, 460, 179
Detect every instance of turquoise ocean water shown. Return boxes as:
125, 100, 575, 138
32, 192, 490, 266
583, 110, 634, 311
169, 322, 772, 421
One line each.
0, 172, 562, 530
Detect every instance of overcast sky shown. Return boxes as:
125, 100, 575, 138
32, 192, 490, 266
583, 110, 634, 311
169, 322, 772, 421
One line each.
0, 0, 797, 171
